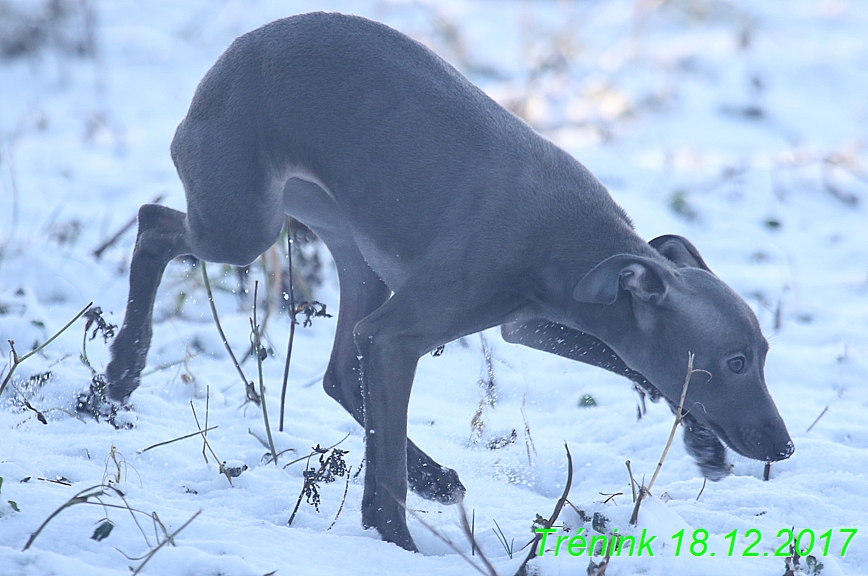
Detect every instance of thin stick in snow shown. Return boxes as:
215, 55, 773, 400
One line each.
630, 352, 706, 526
806, 405, 829, 433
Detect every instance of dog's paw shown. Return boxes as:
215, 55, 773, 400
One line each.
408, 461, 465, 505
76, 375, 136, 429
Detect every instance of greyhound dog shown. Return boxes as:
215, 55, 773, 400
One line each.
103, 12, 793, 551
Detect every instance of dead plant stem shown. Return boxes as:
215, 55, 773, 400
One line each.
201, 262, 257, 404
515, 443, 573, 576
630, 352, 700, 525
1, 302, 92, 398
131, 509, 201, 575
326, 466, 351, 531
252, 281, 278, 465
279, 228, 296, 432
138, 426, 219, 453
190, 401, 233, 486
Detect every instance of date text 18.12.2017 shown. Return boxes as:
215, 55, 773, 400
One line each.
534, 527, 858, 558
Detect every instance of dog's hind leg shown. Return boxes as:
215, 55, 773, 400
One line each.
307, 218, 465, 504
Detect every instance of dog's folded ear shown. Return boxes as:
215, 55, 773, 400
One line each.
573, 254, 673, 305
649, 234, 712, 272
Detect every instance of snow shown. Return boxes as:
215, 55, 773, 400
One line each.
1, 1, 867, 575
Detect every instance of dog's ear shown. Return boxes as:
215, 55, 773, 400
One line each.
573, 254, 673, 305
649, 234, 712, 272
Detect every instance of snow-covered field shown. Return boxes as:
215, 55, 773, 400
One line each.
1, 1, 867, 575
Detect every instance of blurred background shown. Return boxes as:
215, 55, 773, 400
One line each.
1, 0, 866, 325
1, 2, 867, 575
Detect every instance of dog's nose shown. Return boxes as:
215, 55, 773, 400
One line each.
772, 439, 795, 461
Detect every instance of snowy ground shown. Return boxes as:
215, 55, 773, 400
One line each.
1, 1, 867, 575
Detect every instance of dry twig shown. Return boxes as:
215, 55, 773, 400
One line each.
403, 502, 497, 576
625, 460, 636, 503
514, 443, 573, 576
280, 227, 296, 432
138, 426, 218, 454
190, 401, 234, 486
131, 509, 201, 575
806, 405, 829, 433
326, 466, 352, 531
251, 281, 278, 464
22, 482, 178, 562
696, 478, 707, 502
630, 352, 705, 525
201, 262, 259, 405
1, 302, 92, 398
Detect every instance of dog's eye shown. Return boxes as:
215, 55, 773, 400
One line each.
727, 356, 746, 374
